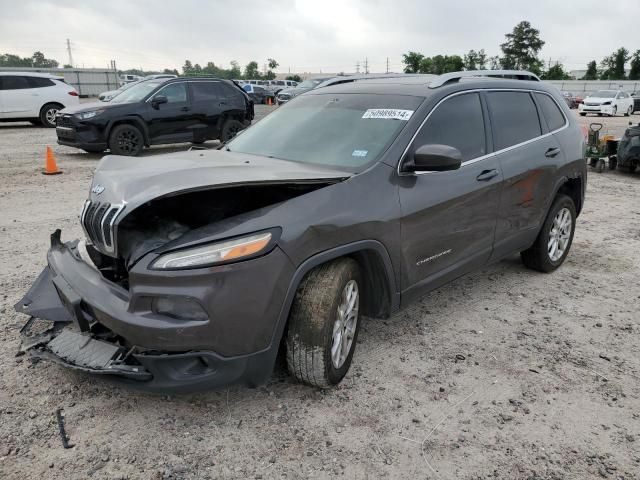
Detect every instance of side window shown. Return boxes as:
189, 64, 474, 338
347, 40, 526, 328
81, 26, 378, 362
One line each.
27, 77, 55, 88
1, 76, 30, 90
191, 82, 222, 102
156, 83, 187, 103
414, 93, 486, 161
534, 93, 566, 132
242, 84, 251, 93
487, 92, 542, 150
220, 83, 241, 97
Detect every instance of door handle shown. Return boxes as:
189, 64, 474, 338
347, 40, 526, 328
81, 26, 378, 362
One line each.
545, 147, 561, 158
476, 169, 499, 181
180, 106, 190, 112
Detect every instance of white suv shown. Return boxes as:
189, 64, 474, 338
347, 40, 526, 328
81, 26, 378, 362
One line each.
0, 72, 80, 127
579, 89, 634, 117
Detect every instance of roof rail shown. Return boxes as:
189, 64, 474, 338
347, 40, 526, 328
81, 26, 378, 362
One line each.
428, 70, 541, 88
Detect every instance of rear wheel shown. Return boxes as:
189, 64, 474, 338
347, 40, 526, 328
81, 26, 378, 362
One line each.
521, 194, 576, 273
108, 124, 143, 156
39, 103, 62, 128
286, 258, 362, 388
220, 119, 243, 142
625, 105, 633, 116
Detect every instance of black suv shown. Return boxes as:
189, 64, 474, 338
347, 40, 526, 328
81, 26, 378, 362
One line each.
55, 77, 254, 155
18, 71, 586, 392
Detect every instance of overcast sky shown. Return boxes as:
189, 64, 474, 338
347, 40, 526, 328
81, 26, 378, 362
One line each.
0, 0, 637, 73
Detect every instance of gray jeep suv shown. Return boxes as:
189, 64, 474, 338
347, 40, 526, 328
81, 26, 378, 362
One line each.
17, 71, 586, 392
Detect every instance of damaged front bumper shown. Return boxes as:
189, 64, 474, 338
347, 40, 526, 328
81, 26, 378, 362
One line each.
16, 230, 295, 393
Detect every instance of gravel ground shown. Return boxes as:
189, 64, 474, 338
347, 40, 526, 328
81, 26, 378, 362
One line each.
1, 107, 640, 480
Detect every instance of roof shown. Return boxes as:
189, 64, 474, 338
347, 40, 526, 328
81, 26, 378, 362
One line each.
0, 71, 64, 79
306, 70, 553, 98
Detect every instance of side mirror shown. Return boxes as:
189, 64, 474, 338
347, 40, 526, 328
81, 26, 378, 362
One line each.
407, 144, 462, 172
151, 95, 168, 109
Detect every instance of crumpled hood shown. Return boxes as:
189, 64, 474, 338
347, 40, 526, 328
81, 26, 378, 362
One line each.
88, 149, 351, 212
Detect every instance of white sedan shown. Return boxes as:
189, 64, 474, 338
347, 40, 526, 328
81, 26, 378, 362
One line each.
579, 90, 634, 117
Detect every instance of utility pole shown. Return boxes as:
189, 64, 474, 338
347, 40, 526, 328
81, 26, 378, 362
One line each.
386, 57, 390, 74
356, 61, 360, 74
364, 57, 369, 74
66, 39, 74, 68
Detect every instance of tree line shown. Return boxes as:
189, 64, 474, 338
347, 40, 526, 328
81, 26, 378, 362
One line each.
0, 51, 62, 68
403, 21, 640, 81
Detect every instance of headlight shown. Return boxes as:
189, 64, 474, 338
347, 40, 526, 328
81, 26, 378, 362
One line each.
75, 110, 104, 120
151, 232, 273, 270
602, 101, 612, 106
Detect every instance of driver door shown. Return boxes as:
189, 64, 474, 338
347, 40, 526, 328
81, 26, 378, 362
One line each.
398, 92, 502, 304
146, 82, 197, 144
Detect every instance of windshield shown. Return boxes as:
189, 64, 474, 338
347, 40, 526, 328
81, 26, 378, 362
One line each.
296, 78, 327, 89
227, 93, 423, 171
590, 90, 616, 98
110, 80, 164, 103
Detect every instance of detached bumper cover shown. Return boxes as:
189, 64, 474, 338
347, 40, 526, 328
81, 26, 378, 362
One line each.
15, 230, 295, 392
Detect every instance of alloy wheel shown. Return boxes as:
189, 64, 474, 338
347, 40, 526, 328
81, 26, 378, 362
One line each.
45, 108, 58, 125
548, 207, 572, 262
331, 280, 359, 369
117, 129, 141, 154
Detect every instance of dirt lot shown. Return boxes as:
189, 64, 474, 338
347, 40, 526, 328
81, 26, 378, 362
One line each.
1, 107, 639, 480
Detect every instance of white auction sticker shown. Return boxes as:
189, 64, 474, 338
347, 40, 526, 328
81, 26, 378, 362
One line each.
362, 109, 414, 120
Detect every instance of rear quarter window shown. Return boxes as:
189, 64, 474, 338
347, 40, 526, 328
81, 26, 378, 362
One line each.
487, 91, 542, 150
27, 77, 55, 88
191, 82, 223, 101
534, 93, 566, 132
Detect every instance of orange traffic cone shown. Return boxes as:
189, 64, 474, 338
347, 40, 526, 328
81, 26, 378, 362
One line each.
267, 97, 272, 106
43, 146, 62, 175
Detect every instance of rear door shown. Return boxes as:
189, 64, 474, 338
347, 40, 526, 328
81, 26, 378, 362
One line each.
189, 81, 226, 140
398, 92, 502, 304
487, 90, 565, 260
146, 81, 196, 144
0, 75, 37, 117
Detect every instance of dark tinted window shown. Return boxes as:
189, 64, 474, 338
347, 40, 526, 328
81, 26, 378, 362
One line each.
1, 76, 30, 90
154, 82, 187, 103
191, 82, 222, 101
27, 77, 55, 88
414, 93, 486, 161
534, 93, 566, 131
487, 92, 541, 150
219, 83, 241, 97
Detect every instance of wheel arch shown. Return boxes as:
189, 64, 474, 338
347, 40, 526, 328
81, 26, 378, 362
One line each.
269, 240, 400, 351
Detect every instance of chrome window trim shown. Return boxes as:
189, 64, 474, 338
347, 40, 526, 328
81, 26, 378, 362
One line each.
398, 88, 569, 176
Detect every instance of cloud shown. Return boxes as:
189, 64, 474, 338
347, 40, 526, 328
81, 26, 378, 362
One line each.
0, 0, 637, 73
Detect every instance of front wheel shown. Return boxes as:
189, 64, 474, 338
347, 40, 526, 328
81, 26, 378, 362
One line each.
625, 105, 633, 117
610, 106, 617, 117
286, 258, 362, 388
108, 124, 143, 156
521, 194, 576, 273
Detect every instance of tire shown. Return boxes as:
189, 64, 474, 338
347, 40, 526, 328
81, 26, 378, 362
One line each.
579, 112, 586, 116
625, 105, 632, 117
108, 124, 143, 156
285, 258, 362, 388
608, 156, 617, 170
39, 103, 62, 128
220, 119, 244, 142
596, 159, 605, 173
610, 106, 617, 117
521, 194, 576, 273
